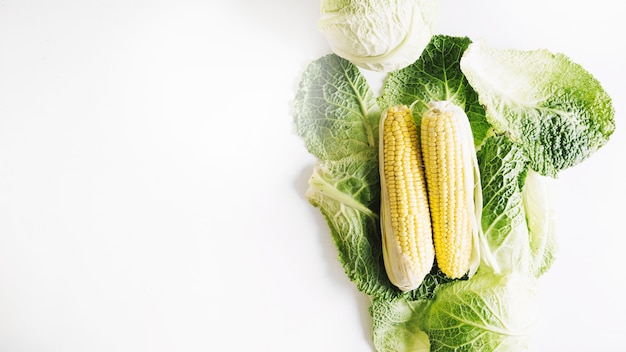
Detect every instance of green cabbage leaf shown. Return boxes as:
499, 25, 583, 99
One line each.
476, 135, 530, 276
378, 35, 492, 147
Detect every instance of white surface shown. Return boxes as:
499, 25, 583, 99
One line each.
0, 0, 624, 351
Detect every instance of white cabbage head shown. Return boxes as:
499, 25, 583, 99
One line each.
318, 0, 438, 72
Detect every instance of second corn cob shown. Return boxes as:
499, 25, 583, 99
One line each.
421, 101, 482, 279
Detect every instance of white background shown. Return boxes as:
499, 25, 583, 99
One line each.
0, 0, 624, 351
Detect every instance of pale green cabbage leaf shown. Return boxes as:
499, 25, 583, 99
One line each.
318, 0, 438, 72
460, 40, 616, 176
523, 170, 558, 278
294, 54, 389, 297
421, 271, 538, 352
371, 298, 431, 352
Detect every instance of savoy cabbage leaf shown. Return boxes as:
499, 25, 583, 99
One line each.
294, 54, 390, 298
295, 54, 380, 161
460, 40, 615, 176
522, 170, 558, 278
477, 135, 531, 275
422, 271, 537, 352
370, 298, 431, 352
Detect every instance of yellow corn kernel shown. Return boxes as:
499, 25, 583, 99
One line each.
420, 101, 481, 279
379, 105, 435, 292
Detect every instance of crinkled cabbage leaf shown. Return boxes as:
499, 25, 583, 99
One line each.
460, 40, 615, 176
421, 271, 537, 352
370, 298, 431, 352
523, 170, 558, 278
477, 135, 530, 275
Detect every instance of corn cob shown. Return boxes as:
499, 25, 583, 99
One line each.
420, 101, 482, 279
379, 105, 435, 292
